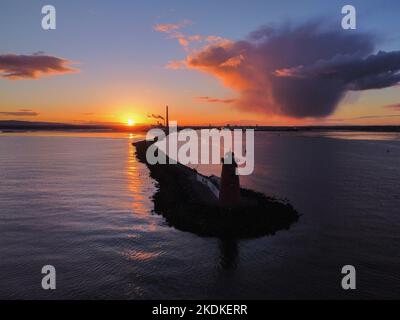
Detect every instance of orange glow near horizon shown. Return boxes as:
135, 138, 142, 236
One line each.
1, 96, 400, 127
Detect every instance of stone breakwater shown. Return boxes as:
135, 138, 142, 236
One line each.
133, 139, 299, 239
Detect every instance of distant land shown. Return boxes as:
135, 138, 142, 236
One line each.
0, 120, 400, 132
0, 120, 149, 132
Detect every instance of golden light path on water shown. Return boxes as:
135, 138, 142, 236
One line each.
123, 134, 162, 262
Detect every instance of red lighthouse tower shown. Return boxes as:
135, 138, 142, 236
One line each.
219, 152, 241, 206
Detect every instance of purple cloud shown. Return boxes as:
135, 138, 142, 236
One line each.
0, 53, 77, 79
184, 21, 400, 118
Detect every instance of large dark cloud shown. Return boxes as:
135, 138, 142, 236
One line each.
0, 53, 77, 79
186, 22, 400, 118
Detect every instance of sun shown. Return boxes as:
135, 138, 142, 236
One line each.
127, 119, 135, 126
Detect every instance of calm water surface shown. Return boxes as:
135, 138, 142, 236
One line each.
0, 131, 399, 299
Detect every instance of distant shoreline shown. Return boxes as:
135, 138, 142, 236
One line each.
1, 120, 400, 133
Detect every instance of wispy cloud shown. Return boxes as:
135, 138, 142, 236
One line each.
153, 20, 227, 52
383, 103, 400, 110
196, 96, 236, 104
0, 53, 78, 80
0, 109, 39, 116
153, 20, 193, 48
166, 60, 187, 69
153, 19, 192, 33
325, 114, 400, 122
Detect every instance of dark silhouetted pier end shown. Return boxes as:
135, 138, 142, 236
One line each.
133, 139, 299, 238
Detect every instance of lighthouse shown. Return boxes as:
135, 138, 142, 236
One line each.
219, 152, 241, 206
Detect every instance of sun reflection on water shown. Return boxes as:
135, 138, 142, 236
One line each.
122, 249, 161, 262
126, 144, 157, 216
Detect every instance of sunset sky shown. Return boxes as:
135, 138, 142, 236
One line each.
1, 0, 400, 126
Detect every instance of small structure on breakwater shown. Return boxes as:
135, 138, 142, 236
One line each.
219, 152, 241, 206
195, 152, 241, 206
133, 138, 299, 239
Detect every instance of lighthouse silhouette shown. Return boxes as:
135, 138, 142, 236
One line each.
219, 152, 241, 206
